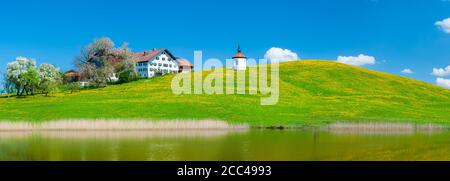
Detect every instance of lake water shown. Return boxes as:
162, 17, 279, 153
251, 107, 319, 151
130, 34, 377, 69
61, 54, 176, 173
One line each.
1, 129, 450, 161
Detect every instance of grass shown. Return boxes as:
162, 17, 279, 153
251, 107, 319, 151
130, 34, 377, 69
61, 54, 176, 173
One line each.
1, 60, 450, 127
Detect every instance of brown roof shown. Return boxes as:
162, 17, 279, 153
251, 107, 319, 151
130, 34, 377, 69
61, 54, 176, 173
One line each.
232, 52, 247, 59
103, 48, 179, 65
65, 70, 80, 77
133, 48, 165, 63
177, 59, 194, 67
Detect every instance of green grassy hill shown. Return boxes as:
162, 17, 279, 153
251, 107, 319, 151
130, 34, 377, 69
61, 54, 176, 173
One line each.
1, 60, 450, 127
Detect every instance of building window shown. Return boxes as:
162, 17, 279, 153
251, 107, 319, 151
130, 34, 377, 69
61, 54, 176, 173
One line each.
162, 57, 166, 61
158, 63, 162, 66
156, 56, 159, 60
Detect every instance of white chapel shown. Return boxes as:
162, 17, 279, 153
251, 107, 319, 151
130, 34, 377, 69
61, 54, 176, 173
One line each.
232, 45, 247, 70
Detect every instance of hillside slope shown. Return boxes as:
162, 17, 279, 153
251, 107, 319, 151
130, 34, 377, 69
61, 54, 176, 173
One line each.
1, 60, 450, 126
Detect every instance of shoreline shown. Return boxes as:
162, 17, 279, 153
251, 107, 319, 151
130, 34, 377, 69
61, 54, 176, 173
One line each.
0, 120, 448, 138
0, 130, 249, 139
0, 119, 448, 132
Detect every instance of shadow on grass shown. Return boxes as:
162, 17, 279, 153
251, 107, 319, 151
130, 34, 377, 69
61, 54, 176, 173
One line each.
0, 94, 58, 99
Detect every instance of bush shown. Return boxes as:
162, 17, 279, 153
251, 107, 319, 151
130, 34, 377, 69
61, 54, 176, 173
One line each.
39, 80, 59, 96
118, 70, 139, 83
65, 82, 81, 94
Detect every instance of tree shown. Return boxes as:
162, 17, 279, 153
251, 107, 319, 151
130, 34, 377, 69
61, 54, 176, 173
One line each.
38, 63, 61, 96
77, 60, 96, 82
4, 57, 63, 96
21, 67, 39, 95
87, 37, 115, 60
5, 57, 37, 95
74, 37, 116, 84
101, 62, 116, 83
93, 66, 109, 87
116, 43, 139, 83
74, 37, 139, 86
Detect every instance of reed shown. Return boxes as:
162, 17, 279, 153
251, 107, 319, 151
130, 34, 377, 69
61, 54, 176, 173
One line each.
0, 119, 249, 131
323, 122, 448, 135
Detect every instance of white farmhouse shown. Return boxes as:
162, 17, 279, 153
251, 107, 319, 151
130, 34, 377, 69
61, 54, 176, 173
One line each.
133, 48, 193, 78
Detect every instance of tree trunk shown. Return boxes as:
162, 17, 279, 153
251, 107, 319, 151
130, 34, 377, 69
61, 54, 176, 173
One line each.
20, 88, 25, 96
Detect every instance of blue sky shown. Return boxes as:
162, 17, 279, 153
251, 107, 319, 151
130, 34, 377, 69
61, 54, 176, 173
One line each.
1, 0, 450, 86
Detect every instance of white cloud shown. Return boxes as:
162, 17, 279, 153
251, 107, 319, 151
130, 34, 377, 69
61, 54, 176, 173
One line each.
336, 54, 376, 66
435, 18, 450, 33
437, 78, 450, 89
432, 65, 450, 77
401, 68, 413, 74
264, 47, 299, 62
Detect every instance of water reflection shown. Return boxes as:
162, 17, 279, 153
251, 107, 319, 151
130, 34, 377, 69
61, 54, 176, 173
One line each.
1, 128, 450, 161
